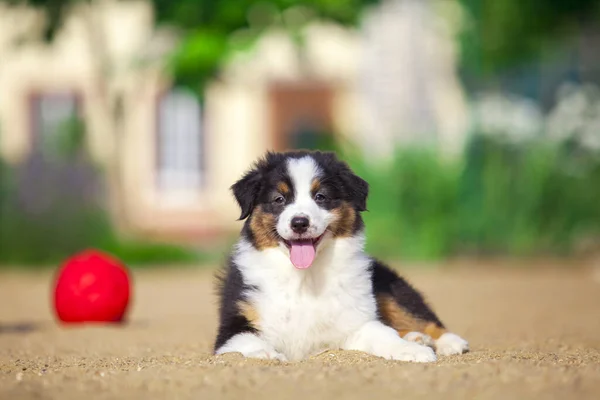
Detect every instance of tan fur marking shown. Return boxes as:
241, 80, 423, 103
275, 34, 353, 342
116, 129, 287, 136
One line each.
329, 202, 357, 237
377, 294, 446, 340
277, 182, 290, 195
238, 301, 260, 328
310, 178, 321, 194
377, 294, 447, 341
377, 294, 427, 333
249, 206, 279, 249
424, 322, 447, 340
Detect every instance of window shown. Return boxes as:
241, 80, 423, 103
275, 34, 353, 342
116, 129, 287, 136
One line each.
156, 88, 204, 194
31, 93, 80, 153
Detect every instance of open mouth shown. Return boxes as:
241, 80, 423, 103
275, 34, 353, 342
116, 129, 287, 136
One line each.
283, 233, 326, 269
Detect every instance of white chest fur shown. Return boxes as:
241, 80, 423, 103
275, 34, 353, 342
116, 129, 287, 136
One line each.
234, 236, 377, 361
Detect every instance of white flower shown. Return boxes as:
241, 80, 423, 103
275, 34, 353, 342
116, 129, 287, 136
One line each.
470, 92, 543, 142
546, 82, 600, 152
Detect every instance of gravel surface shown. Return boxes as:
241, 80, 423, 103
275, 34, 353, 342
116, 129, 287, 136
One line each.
1, 265, 600, 399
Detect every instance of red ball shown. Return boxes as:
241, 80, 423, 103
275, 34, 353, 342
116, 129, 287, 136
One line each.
53, 249, 131, 324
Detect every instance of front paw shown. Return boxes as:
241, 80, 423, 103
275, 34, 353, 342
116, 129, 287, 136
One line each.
215, 333, 288, 361
386, 341, 437, 363
435, 332, 469, 356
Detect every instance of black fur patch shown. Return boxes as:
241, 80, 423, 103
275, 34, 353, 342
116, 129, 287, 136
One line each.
308, 152, 369, 212
213, 257, 258, 351
370, 259, 445, 328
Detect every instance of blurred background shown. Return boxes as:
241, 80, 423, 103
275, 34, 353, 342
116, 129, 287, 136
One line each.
1, 0, 599, 268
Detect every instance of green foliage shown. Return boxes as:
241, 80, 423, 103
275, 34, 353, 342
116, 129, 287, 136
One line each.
350, 147, 461, 260
159, 0, 380, 92
153, 0, 378, 32
458, 0, 600, 75
346, 135, 600, 260
170, 30, 230, 90
0, 195, 204, 267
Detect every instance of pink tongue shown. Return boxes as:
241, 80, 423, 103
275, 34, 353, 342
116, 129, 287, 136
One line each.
289, 239, 316, 269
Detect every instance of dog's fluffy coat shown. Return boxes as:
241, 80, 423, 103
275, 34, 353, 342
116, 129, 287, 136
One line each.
214, 151, 468, 362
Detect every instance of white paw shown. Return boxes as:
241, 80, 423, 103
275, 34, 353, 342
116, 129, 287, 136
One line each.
215, 333, 288, 361
403, 332, 435, 348
345, 322, 437, 363
386, 341, 437, 363
435, 332, 469, 356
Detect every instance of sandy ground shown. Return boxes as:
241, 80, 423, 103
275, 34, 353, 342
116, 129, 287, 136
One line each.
1, 263, 600, 400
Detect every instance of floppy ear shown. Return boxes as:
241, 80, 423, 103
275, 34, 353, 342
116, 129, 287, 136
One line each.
231, 168, 263, 220
342, 169, 369, 212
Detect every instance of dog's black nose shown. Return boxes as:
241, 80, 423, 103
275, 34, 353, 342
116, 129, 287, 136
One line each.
291, 216, 310, 233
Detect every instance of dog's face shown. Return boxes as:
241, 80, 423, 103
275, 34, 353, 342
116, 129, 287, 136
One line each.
231, 151, 368, 269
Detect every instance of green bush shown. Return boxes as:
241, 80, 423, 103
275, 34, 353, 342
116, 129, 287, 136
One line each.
350, 147, 459, 259
0, 160, 204, 268
346, 134, 600, 260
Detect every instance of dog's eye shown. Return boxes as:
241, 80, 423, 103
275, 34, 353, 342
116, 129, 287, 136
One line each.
273, 196, 285, 205
314, 193, 326, 203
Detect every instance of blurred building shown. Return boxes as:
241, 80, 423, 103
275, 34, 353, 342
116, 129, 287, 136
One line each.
0, 0, 467, 243
0, 0, 230, 243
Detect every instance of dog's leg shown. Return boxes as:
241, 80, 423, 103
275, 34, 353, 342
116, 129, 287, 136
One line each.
215, 333, 287, 361
214, 261, 288, 360
372, 261, 469, 356
343, 321, 437, 362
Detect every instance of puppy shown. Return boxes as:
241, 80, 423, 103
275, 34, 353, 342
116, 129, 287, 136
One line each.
214, 151, 468, 362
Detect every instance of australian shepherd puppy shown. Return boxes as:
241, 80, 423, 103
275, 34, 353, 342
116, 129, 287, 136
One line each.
214, 151, 468, 362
